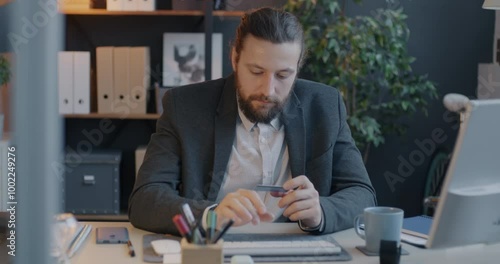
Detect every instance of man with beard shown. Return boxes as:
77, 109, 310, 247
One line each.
129, 7, 376, 235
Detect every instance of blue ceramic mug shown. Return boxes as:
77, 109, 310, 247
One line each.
354, 207, 404, 253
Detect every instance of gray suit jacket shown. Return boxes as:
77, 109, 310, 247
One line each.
129, 74, 376, 235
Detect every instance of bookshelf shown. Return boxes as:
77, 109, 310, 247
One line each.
64, 113, 161, 120
59, 2, 235, 221
59, 1, 246, 221
60, 2, 239, 119
59, 6, 245, 17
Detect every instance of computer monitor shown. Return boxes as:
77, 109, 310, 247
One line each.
426, 99, 500, 248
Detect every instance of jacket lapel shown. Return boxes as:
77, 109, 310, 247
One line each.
208, 75, 237, 201
281, 91, 306, 177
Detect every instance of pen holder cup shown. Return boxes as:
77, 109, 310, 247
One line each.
181, 238, 224, 264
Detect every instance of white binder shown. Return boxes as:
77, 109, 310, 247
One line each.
128, 47, 150, 114
96, 47, 115, 113
58, 52, 74, 114
123, 0, 137, 11
107, 0, 124, 11
113, 47, 130, 113
138, 0, 155, 11
73, 52, 91, 114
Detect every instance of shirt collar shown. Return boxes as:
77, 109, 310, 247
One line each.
237, 102, 281, 132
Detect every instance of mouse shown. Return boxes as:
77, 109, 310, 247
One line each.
151, 239, 181, 255
231, 255, 254, 264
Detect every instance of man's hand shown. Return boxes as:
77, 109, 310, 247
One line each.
277, 175, 322, 228
214, 189, 274, 227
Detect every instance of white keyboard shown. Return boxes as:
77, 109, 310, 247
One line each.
223, 240, 341, 256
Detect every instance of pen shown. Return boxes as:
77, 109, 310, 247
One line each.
212, 219, 234, 244
67, 224, 92, 258
181, 203, 196, 226
181, 203, 206, 239
207, 210, 217, 243
173, 214, 193, 243
127, 240, 135, 257
193, 220, 206, 238
189, 222, 204, 244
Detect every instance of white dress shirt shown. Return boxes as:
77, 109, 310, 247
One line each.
215, 106, 291, 220
202, 103, 323, 231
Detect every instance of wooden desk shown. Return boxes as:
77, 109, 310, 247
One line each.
72, 222, 500, 264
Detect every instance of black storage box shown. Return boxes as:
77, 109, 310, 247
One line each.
63, 150, 122, 215
172, 0, 204, 10
156, 0, 172, 10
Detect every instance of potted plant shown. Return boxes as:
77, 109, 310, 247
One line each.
0, 55, 9, 86
0, 54, 11, 139
285, 0, 438, 162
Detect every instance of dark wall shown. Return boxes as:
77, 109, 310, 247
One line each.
346, 0, 494, 216
0, 4, 11, 52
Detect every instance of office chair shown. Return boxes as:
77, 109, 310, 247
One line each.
422, 93, 469, 216
423, 148, 450, 216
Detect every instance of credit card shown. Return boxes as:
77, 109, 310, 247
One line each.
254, 185, 287, 193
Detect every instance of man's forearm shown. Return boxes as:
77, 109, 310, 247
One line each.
129, 184, 213, 234
318, 185, 377, 234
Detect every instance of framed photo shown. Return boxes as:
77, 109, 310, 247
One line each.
154, 82, 171, 114
162, 33, 223, 87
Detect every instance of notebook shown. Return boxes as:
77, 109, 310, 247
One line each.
400, 215, 433, 247
402, 215, 433, 239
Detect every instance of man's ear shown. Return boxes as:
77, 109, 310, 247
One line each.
230, 48, 237, 72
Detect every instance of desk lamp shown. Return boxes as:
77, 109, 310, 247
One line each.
483, 0, 500, 9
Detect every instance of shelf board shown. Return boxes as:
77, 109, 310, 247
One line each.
74, 213, 129, 222
59, 6, 245, 17
64, 113, 161, 120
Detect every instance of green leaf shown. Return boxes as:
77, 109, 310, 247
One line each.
328, 1, 339, 14
0, 56, 10, 86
